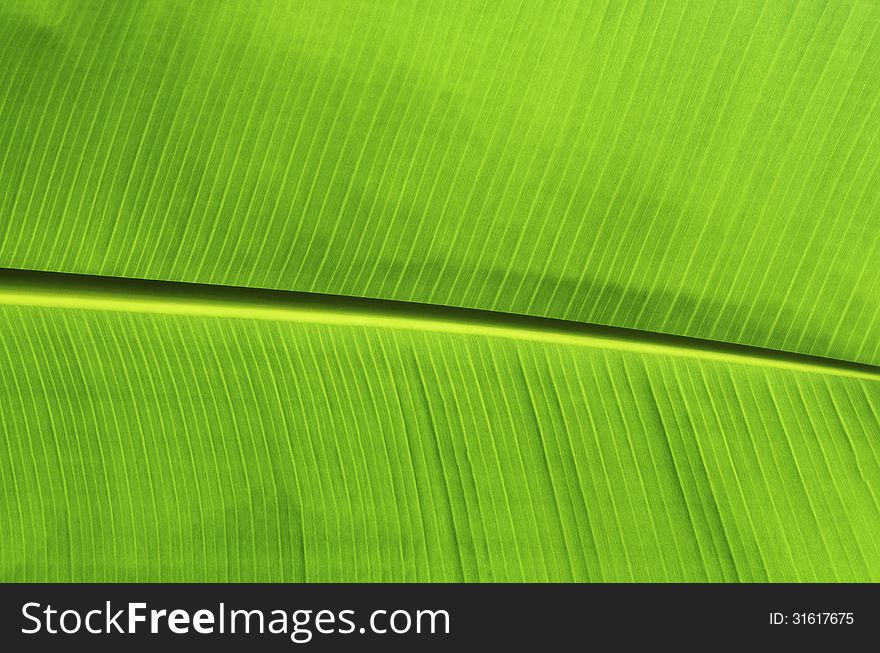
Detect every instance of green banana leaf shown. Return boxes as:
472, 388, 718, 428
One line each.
1, 0, 879, 582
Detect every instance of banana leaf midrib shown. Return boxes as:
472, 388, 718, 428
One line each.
1, 266, 877, 382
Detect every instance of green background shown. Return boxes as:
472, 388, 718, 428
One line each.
1, 0, 879, 581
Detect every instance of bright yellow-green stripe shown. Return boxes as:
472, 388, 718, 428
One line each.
1, 280, 878, 382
